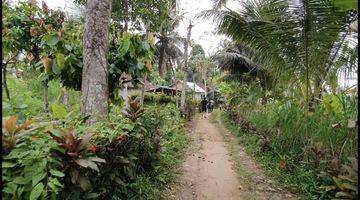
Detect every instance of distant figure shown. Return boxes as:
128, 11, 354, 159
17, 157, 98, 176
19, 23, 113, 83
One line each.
208, 99, 214, 112
200, 97, 208, 118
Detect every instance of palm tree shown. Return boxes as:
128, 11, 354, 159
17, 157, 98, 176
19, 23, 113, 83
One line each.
200, 0, 352, 110
212, 42, 272, 104
155, 31, 184, 76
155, 8, 185, 77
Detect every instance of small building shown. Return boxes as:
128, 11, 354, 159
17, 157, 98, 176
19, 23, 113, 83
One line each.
145, 86, 179, 95
119, 74, 155, 99
170, 80, 206, 100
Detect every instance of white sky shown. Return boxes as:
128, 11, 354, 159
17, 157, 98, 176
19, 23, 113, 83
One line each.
175, 0, 239, 56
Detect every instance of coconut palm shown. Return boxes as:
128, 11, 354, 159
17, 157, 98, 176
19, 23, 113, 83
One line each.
155, 9, 186, 77
155, 31, 184, 76
200, 0, 355, 109
212, 42, 272, 103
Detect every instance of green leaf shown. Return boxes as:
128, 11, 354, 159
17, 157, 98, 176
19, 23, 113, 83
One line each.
49, 129, 62, 138
89, 157, 106, 163
319, 185, 337, 192
3, 162, 16, 168
119, 33, 131, 56
30, 183, 44, 200
52, 60, 61, 75
32, 172, 46, 187
114, 177, 126, 186
75, 159, 99, 172
136, 61, 144, 70
51, 103, 67, 119
86, 193, 99, 199
143, 41, 150, 51
56, 53, 65, 69
14, 103, 28, 109
335, 191, 352, 198
79, 176, 91, 191
65, 44, 72, 51
124, 123, 135, 132
341, 182, 358, 192
13, 176, 29, 185
70, 169, 79, 184
48, 177, 63, 193
43, 34, 59, 46
129, 44, 136, 58
3, 182, 17, 195
49, 169, 65, 177
3, 102, 11, 111
17, 187, 24, 197
48, 182, 57, 193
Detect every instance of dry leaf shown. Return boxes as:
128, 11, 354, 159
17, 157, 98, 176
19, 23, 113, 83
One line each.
332, 122, 341, 129
279, 160, 286, 169
4, 116, 18, 134
349, 20, 358, 33
347, 119, 357, 129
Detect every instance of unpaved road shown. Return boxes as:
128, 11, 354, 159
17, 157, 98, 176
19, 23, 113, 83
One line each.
170, 113, 295, 200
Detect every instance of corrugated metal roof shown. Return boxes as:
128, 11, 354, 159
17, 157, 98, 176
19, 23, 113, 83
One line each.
186, 82, 205, 93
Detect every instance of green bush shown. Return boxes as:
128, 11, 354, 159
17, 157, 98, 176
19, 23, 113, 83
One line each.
2, 96, 188, 199
132, 93, 177, 105
218, 80, 358, 199
3, 77, 81, 121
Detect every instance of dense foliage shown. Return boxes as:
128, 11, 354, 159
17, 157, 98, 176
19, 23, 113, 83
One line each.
204, 0, 358, 199
2, 91, 188, 199
218, 79, 357, 199
2, 0, 357, 199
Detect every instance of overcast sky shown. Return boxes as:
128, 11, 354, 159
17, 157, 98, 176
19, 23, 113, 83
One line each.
175, 0, 239, 56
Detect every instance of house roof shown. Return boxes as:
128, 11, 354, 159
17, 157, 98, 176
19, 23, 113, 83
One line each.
197, 82, 206, 91
186, 82, 205, 93
145, 85, 179, 95
169, 80, 205, 93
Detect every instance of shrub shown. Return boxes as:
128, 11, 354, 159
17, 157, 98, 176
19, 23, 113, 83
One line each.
218, 81, 358, 199
2, 98, 188, 199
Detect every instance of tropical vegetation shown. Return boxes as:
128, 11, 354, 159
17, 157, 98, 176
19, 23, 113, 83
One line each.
2, 0, 358, 199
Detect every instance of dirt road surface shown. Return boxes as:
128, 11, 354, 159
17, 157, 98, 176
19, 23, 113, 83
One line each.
170, 114, 295, 200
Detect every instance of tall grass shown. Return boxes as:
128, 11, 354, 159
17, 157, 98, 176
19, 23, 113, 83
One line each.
220, 87, 358, 199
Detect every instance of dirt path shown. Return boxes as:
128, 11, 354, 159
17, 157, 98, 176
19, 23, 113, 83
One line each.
177, 114, 242, 200
171, 113, 295, 200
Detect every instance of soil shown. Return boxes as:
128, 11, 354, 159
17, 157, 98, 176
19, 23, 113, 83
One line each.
168, 113, 296, 200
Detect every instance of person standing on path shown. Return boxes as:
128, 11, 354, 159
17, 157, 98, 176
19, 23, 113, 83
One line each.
200, 97, 208, 118
208, 99, 214, 112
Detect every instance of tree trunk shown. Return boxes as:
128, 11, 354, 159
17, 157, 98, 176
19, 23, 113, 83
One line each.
303, 0, 311, 112
43, 78, 49, 113
2, 64, 10, 100
31, 44, 49, 112
140, 27, 150, 105
158, 43, 165, 77
81, 0, 112, 125
62, 88, 69, 105
192, 74, 195, 101
204, 78, 207, 97
180, 22, 193, 112
124, 0, 128, 32
308, 78, 323, 111
2, 53, 20, 101
175, 80, 179, 107
140, 75, 147, 105
123, 83, 129, 107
